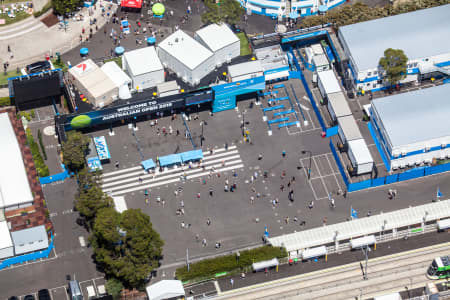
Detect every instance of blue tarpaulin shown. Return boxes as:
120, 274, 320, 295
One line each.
159, 154, 182, 167
180, 149, 203, 163
141, 159, 156, 170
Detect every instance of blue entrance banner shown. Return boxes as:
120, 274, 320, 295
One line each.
281, 30, 328, 44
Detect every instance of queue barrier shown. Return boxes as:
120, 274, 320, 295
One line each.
278, 121, 299, 128
268, 117, 289, 125
273, 84, 285, 89
268, 96, 289, 103
263, 105, 285, 112
274, 110, 295, 117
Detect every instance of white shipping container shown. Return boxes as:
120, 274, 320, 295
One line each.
347, 139, 374, 175
317, 70, 341, 98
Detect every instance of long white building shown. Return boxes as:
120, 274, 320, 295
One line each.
370, 84, 450, 169
339, 4, 450, 92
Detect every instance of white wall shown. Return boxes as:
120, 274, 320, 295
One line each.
191, 55, 216, 85
0, 246, 14, 260
131, 70, 165, 90
214, 41, 240, 66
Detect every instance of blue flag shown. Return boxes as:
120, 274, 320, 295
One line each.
264, 225, 269, 237
437, 187, 443, 198
351, 206, 358, 219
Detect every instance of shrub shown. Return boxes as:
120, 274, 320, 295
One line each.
33, 2, 52, 17
38, 129, 48, 160
17, 111, 32, 121
106, 278, 124, 300
0, 97, 11, 107
26, 128, 50, 177
175, 246, 287, 282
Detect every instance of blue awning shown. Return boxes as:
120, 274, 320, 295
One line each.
141, 159, 156, 170
159, 154, 182, 167
180, 149, 203, 163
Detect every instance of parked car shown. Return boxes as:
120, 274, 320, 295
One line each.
26, 60, 51, 74
24, 295, 36, 300
38, 289, 51, 300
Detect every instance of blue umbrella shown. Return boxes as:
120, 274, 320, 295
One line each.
115, 46, 125, 55
289, 10, 299, 19
319, 5, 328, 13
147, 36, 156, 45
80, 48, 89, 56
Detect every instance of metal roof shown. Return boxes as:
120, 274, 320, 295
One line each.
146, 280, 185, 300
348, 139, 373, 164
195, 24, 239, 52
11, 225, 49, 255
123, 46, 163, 76
0, 113, 33, 209
228, 61, 263, 78
158, 30, 213, 71
371, 84, 450, 148
339, 4, 450, 72
317, 70, 341, 95
269, 199, 450, 252
0, 221, 12, 250
338, 115, 362, 141
313, 54, 329, 67
101, 61, 131, 87
328, 91, 351, 118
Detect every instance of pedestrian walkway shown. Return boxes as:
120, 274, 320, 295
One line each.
0, 1, 116, 69
101, 145, 243, 196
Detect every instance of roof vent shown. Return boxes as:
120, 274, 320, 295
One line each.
175, 38, 179, 43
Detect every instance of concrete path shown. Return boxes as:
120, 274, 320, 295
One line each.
0, 1, 116, 69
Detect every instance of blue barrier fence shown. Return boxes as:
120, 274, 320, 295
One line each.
326, 126, 338, 137
0, 234, 54, 270
289, 48, 326, 131
39, 164, 70, 184
329, 140, 349, 186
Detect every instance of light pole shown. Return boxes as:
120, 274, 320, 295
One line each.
301, 150, 312, 180
200, 121, 205, 147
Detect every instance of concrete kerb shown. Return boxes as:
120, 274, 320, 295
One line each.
216, 241, 450, 296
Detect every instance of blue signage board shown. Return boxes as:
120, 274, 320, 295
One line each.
212, 76, 265, 97
281, 30, 328, 44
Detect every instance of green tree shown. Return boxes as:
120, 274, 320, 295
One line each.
76, 184, 113, 226
379, 48, 408, 87
106, 278, 123, 300
91, 208, 164, 288
52, 0, 83, 15
62, 131, 90, 171
202, 0, 245, 25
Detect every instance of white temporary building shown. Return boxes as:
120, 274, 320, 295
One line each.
0, 113, 33, 211
122, 47, 165, 91
227, 60, 264, 82
11, 225, 49, 255
101, 61, 132, 89
146, 280, 185, 300
313, 54, 330, 72
347, 138, 374, 175
374, 293, 402, 300
194, 23, 240, 66
158, 30, 215, 86
337, 115, 362, 144
317, 70, 341, 99
0, 221, 13, 259
327, 91, 351, 121
371, 84, 450, 168
68, 59, 118, 107
113, 196, 127, 213
157, 81, 180, 97
437, 218, 450, 231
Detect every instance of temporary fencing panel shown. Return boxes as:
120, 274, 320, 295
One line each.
329, 140, 349, 186
398, 167, 425, 181
289, 48, 326, 131
326, 126, 338, 137
39, 165, 70, 184
371, 177, 385, 187
348, 180, 371, 192
385, 174, 399, 185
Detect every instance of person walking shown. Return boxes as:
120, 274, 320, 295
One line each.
206, 218, 211, 226
202, 238, 207, 247
330, 198, 336, 208
115, 161, 120, 168
209, 188, 214, 196
230, 278, 234, 287
308, 201, 314, 209
258, 153, 263, 160
280, 184, 284, 192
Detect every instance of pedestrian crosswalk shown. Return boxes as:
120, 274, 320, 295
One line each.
101, 145, 243, 196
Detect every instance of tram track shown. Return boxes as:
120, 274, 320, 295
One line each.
215, 242, 450, 300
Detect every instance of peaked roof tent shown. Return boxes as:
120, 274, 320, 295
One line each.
146, 280, 185, 300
